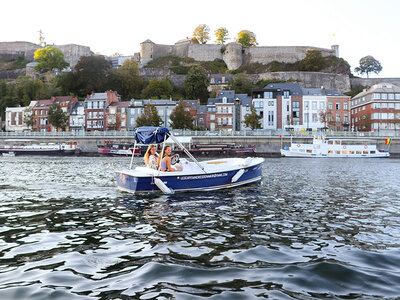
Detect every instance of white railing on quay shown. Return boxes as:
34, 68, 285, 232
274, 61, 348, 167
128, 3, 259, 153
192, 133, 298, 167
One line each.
0, 129, 398, 138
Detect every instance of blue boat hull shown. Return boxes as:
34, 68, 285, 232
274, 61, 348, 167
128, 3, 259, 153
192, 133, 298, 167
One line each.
116, 163, 262, 193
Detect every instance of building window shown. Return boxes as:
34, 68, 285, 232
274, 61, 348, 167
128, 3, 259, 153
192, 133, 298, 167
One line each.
283, 91, 290, 99
293, 101, 300, 108
336, 114, 341, 122
381, 93, 388, 100
222, 97, 227, 103
312, 102, 317, 110
373, 93, 380, 100
328, 102, 333, 110
304, 101, 309, 110
312, 113, 318, 122
336, 102, 341, 110
268, 111, 274, 126
344, 114, 349, 122
228, 106, 232, 114
264, 91, 273, 99
268, 101, 274, 106
395, 94, 400, 100
343, 102, 348, 110
319, 102, 325, 110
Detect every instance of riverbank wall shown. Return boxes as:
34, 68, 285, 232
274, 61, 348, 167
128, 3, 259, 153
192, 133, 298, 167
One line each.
1, 136, 398, 157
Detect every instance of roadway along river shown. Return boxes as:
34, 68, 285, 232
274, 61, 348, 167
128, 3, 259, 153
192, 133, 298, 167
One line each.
0, 156, 399, 299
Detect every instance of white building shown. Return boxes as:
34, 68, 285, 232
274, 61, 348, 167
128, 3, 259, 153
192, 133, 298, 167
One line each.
5, 102, 36, 132
301, 88, 327, 130
69, 101, 86, 132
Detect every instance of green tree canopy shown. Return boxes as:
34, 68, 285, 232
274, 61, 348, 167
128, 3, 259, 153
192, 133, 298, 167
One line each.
141, 77, 173, 99
169, 100, 194, 130
34, 46, 69, 73
215, 27, 229, 44
108, 59, 144, 100
300, 49, 325, 72
193, 24, 210, 44
135, 103, 163, 127
48, 103, 69, 131
184, 66, 209, 104
74, 56, 111, 96
228, 74, 254, 95
236, 30, 258, 47
354, 55, 382, 78
243, 104, 262, 130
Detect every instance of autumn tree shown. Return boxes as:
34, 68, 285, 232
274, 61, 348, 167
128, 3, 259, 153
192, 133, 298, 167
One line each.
243, 105, 261, 130
215, 27, 229, 44
184, 66, 209, 103
135, 103, 163, 127
34, 46, 69, 73
354, 55, 382, 78
48, 103, 69, 131
193, 24, 210, 44
236, 30, 258, 47
169, 100, 194, 130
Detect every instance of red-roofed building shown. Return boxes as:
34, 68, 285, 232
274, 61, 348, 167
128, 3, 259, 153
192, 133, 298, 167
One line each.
106, 101, 129, 131
31, 96, 78, 132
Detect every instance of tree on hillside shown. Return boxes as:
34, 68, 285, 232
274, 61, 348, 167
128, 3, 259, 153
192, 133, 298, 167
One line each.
48, 103, 69, 131
300, 50, 325, 72
243, 105, 262, 130
184, 66, 209, 103
135, 103, 163, 127
354, 55, 382, 78
108, 59, 144, 100
236, 30, 258, 47
215, 27, 229, 44
228, 74, 254, 95
34, 46, 69, 73
169, 100, 194, 130
141, 77, 173, 99
193, 24, 210, 44
74, 56, 111, 96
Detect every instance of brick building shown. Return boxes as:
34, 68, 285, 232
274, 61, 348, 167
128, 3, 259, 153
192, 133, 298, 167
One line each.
351, 83, 400, 132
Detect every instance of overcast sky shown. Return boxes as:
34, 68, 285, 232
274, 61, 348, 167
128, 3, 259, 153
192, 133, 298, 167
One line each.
2, 0, 399, 77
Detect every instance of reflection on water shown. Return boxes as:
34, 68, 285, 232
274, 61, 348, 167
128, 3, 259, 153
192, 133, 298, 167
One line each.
0, 156, 400, 299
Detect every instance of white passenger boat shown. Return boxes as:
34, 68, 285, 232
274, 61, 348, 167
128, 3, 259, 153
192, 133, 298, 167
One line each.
2, 151, 15, 157
281, 135, 390, 158
116, 127, 264, 194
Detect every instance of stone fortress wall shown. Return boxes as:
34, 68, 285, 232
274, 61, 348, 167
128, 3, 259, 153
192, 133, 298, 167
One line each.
0, 41, 92, 68
140, 39, 338, 70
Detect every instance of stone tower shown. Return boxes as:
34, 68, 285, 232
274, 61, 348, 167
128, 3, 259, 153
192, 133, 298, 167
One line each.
140, 39, 155, 65
331, 45, 339, 57
223, 42, 243, 70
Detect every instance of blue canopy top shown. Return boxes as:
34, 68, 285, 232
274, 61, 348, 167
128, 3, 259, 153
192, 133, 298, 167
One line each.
134, 127, 170, 144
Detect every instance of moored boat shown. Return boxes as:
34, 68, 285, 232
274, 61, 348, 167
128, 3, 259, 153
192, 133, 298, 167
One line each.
97, 142, 140, 156
281, 135, 390, 158
0, 139, 80, 156
116, 127, 264, 194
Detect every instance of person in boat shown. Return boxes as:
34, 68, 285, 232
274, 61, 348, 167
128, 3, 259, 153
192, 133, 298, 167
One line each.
144, 145, 159, 170
158, 146, 181, 172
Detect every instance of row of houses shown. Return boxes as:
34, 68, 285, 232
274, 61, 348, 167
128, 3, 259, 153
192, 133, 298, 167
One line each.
5, 82, 400, 132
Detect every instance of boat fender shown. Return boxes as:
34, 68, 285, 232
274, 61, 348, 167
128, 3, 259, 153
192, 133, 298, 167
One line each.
242, 157, 252, 167
154, 178, 174, 194
231, 169, 245, 183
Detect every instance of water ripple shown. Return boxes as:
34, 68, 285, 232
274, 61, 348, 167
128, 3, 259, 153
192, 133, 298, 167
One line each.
0, 156, 400, 298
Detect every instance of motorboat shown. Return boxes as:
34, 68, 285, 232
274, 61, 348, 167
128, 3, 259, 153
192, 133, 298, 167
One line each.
116, 127, 264, 194
281, 135, 390, 158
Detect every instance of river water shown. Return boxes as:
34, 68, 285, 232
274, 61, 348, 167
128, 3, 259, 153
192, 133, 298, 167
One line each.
0, 156, 399, 299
